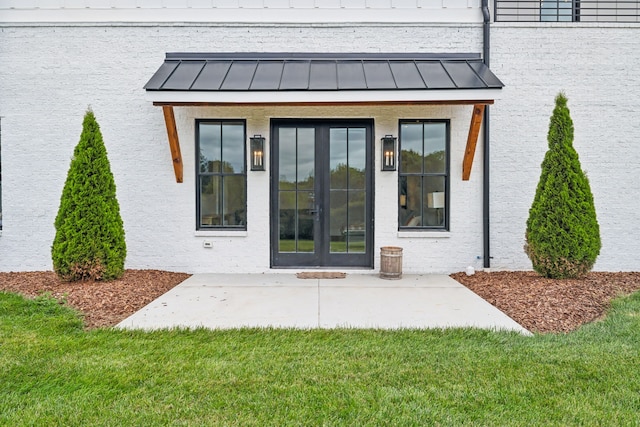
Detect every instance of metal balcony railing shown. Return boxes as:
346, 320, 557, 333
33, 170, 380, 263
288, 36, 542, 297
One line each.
495, 0, 640, 22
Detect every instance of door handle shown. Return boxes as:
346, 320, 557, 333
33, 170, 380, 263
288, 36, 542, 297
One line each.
310, 205, 321, 221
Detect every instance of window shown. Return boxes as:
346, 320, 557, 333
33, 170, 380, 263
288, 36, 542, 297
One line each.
541, 0, 575, 21
398, 120, 449, 230
196, 120, 246, 230
496, 0, 640, 22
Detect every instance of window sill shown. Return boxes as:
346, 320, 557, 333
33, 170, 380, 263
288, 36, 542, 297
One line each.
397, 231, 451, 238
194, 230, 248, 237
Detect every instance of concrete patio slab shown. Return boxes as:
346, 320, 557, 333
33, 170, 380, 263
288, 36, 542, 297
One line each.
117, 274, 530, 334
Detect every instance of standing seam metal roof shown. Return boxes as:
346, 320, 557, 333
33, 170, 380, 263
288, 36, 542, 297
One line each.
145, 53, 504, 92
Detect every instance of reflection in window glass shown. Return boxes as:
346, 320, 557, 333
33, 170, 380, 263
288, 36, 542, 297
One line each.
329, 127, 367, 253
199, 123, 221, 173
347, 190, 366, 253
348, 128, 366, 187
422, 176, 446, 227
221, 124, 245, 173
197, 121, 246, 229
296, 191, 315, 253
297, 128, 315, 190
278, 127, 316, 253
399, 120, 449, 230
400, 123, 423, 174
330, 128, 347, 190
278, 128, 297, 186
424, 123, 446, 174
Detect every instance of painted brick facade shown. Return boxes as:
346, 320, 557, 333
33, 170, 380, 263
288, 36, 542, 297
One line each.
1, 10, 638, 274
490, 24, 640, 272
0, 23, 483, 273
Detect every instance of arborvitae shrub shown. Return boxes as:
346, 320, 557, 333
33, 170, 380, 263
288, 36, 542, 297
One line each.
525, 93, 601, 279
52, 109, 126, 281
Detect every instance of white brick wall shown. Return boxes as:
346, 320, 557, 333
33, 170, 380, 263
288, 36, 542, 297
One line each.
155, 103, 483, 274
3, 21, 637, 274
490, 24, 640, 272
0, 0, 480, 7
0, 1, 484, 23
0, 23, 483, 273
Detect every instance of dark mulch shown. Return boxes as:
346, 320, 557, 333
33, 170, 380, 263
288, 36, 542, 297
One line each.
0, 270, 190, 329
452, 271, 640, 333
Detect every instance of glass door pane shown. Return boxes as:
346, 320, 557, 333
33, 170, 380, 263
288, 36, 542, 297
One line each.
329, 127, 366, 254
278, 127, 316, 254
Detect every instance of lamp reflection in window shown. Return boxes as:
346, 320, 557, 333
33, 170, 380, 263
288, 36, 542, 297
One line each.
427, 191, 445, 226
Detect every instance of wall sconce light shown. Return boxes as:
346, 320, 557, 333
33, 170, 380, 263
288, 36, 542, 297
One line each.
381, 135, 396, 171
250, 135, 265, 171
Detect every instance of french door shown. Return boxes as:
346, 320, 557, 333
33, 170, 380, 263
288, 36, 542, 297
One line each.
270, 120, 374, 268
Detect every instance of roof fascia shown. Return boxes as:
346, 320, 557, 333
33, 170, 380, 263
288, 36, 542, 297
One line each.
146, 89, 501, 104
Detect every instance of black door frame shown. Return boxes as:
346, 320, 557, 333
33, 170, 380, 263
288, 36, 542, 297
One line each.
270, 118, 375, 268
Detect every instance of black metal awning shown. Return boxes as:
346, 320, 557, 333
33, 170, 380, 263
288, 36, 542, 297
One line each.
145, 52, 503, 94
145, 53, 503, 184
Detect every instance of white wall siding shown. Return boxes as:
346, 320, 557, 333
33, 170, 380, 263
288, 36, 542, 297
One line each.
490, 24, 640, 272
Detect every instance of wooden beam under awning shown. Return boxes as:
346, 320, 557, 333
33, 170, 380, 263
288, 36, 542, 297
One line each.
155, 100, 493, 183
462, 104, 486, 181
162, 105, 183, 183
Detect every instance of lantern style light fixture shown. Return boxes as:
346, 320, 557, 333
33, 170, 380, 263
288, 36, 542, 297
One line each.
250, 135, 265, 171
381, 135, 397, 171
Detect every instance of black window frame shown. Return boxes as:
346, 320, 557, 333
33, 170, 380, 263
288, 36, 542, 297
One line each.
398, 119, 450, 231
493, 0, 625, 22
195, 119, 247, 231
540, 0, 580, 21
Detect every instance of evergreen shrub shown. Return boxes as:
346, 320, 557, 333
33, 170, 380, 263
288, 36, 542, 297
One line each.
525, 93, 601, 279
52, 109, 126, 281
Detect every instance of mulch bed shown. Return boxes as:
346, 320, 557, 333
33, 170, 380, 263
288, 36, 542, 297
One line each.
0, 270, 190, 329
452, 271, 640, 333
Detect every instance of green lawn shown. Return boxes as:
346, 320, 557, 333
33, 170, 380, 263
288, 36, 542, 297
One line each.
279, 239, 366, 253
1, 291, 640, 426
